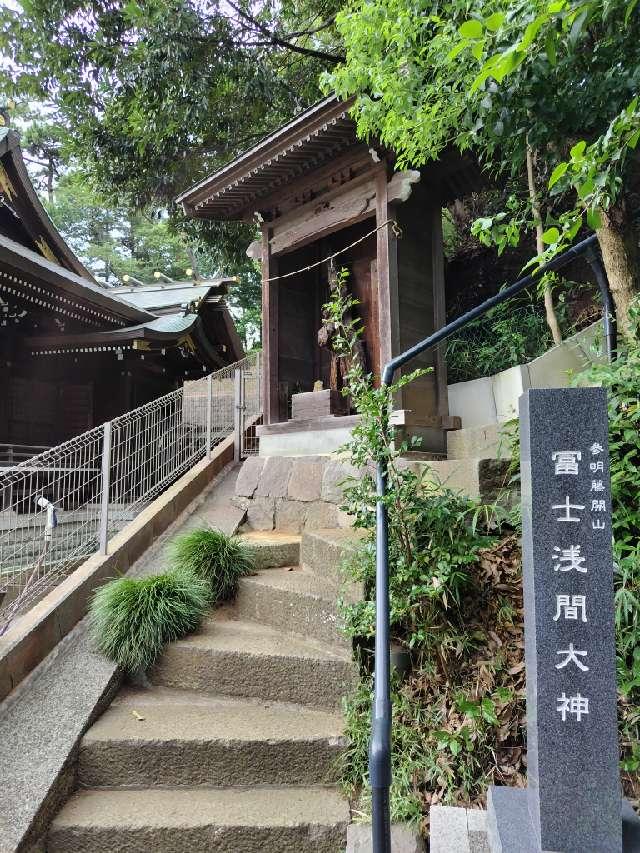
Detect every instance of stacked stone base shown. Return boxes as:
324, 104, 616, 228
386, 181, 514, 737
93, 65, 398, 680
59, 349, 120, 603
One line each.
234, 456, 359, 533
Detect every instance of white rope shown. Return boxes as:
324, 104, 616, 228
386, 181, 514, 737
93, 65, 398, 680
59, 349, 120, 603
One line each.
264, 218, 402, 283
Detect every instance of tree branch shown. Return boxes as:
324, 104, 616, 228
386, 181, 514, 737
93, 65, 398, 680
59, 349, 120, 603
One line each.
284, 15, 337, 40
226, 1, 344, 64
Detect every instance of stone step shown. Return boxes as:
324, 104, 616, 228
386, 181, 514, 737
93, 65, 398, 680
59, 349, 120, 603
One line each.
300, 527, 367, 598
399, 456, 511, 502
78, 685, 345, 788
235, 568, 350, 650
239, 530, 301, 570
151, 611, 355, 710
446, 423, 512, 460
176, 462, 246, 536
184, 503, 247, 536
47, 786, 349, 852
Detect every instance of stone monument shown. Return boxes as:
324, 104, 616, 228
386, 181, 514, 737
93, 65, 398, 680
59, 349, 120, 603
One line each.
487, 387, 640, 852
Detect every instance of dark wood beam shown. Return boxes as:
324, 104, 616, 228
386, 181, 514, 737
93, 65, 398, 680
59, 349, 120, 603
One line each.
269, 168, 419, 257
375, 168, 401, 380
261, 225, 279, 424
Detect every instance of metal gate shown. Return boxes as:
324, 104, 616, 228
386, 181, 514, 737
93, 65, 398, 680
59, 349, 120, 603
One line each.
236, 352, 261, 458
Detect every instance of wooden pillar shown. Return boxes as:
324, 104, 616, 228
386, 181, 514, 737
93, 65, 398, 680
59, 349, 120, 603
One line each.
431, 202, 449, 419
375, 168, 400, 388
261, 226, 279, 424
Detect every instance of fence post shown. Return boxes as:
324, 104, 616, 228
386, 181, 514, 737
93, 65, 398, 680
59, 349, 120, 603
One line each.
255, 351, 262, 410
234, 367, 244, 462
99, 421, 112, 556
206, 374, 213, 459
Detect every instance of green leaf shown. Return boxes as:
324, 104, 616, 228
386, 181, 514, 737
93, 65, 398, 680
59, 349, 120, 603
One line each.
470, 68, 492, 93
447, 41, 467, 60
570, 140, 587, 160
625, 0, 638, 25
492, 49, 526, 83
481, 698, 499, 724
569, 8, 589, 45
577, 176, 595, 199
566, 216, 582, 240
545, 31, 557, 65
459, 19, 484, 39
586, 208, 602, 230
548, 161, 568, 188
627, 129, 640, 150
520, 16, 546, 51
542, 226, 560, 244
484, 12, 505, 32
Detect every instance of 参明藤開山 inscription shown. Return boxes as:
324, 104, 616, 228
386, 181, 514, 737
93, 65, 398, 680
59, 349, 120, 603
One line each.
487, 388, 640, 853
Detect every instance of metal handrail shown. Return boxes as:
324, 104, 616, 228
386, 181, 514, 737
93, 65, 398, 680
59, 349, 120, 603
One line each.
370, 232, 615, 851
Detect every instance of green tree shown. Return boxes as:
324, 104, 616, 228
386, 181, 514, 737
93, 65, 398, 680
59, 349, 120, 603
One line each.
327, 0, 640, 338
0, 1, 340, 345
0, 0, 341, 207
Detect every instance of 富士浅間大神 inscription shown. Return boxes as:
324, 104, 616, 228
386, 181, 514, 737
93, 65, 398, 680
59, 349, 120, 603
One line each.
487, 388, 640, 853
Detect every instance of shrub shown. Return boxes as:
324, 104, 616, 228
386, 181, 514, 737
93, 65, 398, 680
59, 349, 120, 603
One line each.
446, 296, 553, 384
341, 537, 526, 832
168, 527, 254, 603
340, 479, 496, 652
90, 569, 210, 673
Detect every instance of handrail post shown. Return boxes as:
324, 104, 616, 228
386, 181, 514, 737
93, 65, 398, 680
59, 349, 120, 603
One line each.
99, 421, 112, 556
585, 247, 616, 362
206, 374, 213, 459
370, 366, 393, 853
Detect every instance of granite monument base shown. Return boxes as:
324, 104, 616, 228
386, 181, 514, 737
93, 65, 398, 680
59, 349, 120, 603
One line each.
487, 786, 640, 853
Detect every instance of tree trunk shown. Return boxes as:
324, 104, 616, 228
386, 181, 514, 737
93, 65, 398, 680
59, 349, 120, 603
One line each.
596, 198, 639, 342
187, 246, 200, 280
526, 142, 563, 346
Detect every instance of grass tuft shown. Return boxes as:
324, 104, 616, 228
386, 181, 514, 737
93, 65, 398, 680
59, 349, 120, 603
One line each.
89, 569, 210, 673
168, 526, 254, 603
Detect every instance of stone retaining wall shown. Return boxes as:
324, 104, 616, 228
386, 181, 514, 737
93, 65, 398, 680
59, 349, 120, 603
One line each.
234, 456, 360, 533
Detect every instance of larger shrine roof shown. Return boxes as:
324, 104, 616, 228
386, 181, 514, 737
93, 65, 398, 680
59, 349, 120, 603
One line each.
0, 128, 97, 282
110, 279, 235, 314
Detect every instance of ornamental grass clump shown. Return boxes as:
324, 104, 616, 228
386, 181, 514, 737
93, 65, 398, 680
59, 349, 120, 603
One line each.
168, 527, 254, 603
89, 569, 210, 673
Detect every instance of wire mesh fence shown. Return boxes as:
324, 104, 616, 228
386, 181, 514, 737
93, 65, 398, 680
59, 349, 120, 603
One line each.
240, 351, 261, 456
0, 351, 260, 634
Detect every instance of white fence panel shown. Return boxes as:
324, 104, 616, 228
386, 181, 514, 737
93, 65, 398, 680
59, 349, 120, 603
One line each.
0, 352, 260, 634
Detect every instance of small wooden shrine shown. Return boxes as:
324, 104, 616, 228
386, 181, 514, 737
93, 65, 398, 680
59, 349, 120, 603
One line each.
179, 96, 484, 453
0, 128, 243, 448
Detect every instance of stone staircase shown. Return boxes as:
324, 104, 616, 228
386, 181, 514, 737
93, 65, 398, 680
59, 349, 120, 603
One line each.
46, 528, 361, 852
